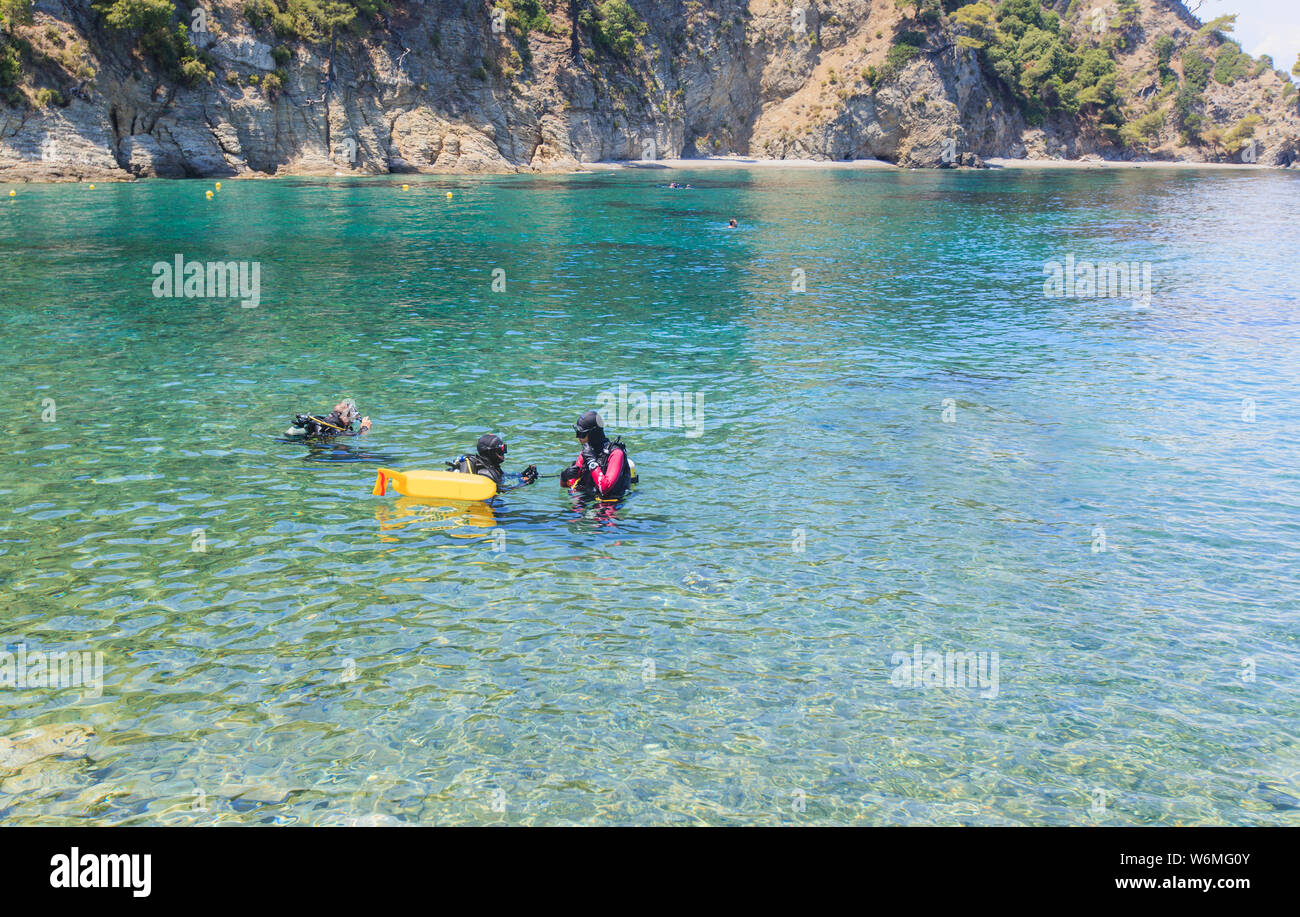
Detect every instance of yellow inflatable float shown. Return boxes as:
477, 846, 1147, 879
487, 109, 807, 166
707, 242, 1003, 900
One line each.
372, 468, 496, 501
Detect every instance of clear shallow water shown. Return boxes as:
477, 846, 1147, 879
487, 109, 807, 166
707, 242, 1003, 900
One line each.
1, 167, 1297, 825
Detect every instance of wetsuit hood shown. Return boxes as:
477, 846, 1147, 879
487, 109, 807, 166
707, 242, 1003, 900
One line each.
574, 410, 607, 449
477, 433, 506, 467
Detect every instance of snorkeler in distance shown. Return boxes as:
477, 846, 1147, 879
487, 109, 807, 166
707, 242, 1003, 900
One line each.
286, 398, 371, 437
560, 411, 634, 498
727, 218, 738, 228
448, 433, 538, 490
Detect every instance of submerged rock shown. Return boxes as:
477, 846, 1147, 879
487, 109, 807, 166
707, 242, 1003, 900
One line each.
1256, 782, 1300, 811
215, 782, 297, 805
0, 724, 94, 773
329, 813, 410, 826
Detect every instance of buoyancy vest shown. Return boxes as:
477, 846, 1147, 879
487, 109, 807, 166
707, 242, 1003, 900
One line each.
294, 410, 354, 437
451, 454, 504, 487
581, 437, 632, 496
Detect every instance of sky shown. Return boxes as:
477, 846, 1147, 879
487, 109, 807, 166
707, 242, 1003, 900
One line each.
1193, 0, 1300, 74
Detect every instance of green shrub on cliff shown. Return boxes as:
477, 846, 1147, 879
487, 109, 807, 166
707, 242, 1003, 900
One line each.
580, 0, 647, 59
1153, 34, 1176, 85
895, 0, 941, 24
953, 1, 995, 51
488, 1, 556, 71
1114, 0, 1139, 29
1222, 114, 1260, 155
1200, 114, 1258, 158
95, 0, 170, 32
242, 0, 387, 43
1, 0, 33, 30
499, 0, 555, 36
884, 30, 926, 79
1118, 109, 1163, 148
1174, 48, 1211, 142
261, 67, 286, 97
179, 55, 210, 85
1197, 14, 1236, 41
33, 85, 63, 107
1212, 41, 1251, 85
0, 0, 31, 94
954, 0, 1122, 137
0, 39, 20, 92
93, 0, 212, 86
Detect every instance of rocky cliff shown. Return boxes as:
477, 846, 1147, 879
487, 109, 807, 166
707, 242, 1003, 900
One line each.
1, 0, 1297, 182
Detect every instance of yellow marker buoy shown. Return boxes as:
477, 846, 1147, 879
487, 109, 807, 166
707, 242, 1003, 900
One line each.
446, 191, 453, 199
205, 190, 213, 199
215, 182, 222, 191
89, 183, 95, 190
373, 468, 496, 502
401, 184, 409, 191
8, 189, 15, 197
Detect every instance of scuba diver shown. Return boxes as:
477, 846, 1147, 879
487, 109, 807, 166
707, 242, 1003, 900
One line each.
286, 399, 371, 438
448, 433, 538, 491
560, 411, 635, 498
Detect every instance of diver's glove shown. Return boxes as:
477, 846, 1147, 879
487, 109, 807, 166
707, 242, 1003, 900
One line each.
293, 413, 312, 427
521, 464, 538, 484
560, 466, 582, 487
583, 453, 602, 474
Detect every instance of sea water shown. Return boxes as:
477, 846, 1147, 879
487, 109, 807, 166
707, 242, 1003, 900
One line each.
0, 167, 1296, 824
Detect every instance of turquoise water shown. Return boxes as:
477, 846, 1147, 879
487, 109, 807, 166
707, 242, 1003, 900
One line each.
1, 167, 1297, 825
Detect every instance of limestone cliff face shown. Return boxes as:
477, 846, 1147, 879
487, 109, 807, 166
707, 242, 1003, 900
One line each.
1, 0, 1297, 182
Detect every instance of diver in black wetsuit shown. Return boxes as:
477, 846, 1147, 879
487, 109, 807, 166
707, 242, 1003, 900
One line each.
448, 433, 538, 491
286, 399, 371, 438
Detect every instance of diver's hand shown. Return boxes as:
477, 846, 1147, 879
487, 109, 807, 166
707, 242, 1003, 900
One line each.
584, 456, 601, 474
359, 416, 371, 433
560, 466, 582, 487
522, 464, 538, 484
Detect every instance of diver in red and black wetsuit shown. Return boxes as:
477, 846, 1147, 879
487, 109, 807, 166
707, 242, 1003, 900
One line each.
560, 411, 634, 498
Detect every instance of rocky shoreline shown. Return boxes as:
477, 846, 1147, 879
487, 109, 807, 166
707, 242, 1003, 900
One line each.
2, 1, 1297, 184
3, 154, 1292, 185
